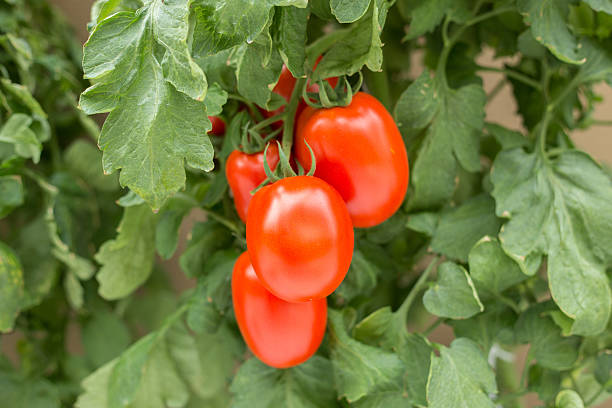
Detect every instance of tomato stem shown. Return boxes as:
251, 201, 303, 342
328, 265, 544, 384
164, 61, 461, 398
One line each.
280, 77, 307, 170
395, 256, 439, 325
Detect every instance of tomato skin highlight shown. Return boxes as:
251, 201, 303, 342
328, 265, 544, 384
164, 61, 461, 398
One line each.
232, 251, 327, 368
246, 176, 354, 302
294, 92, 409, 228
226, 143, 280, 223
208, 115, 225, 135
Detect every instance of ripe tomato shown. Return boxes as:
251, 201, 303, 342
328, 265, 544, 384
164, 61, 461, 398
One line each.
262, 59, 338, 127
232, 251, 327, 368
208, 116, 225, 135
246, 176, 354, 302
294, 92, 409, 228
226, 143, 280, 223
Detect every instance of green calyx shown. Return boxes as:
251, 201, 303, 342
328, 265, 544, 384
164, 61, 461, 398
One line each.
303, 72, 364, 109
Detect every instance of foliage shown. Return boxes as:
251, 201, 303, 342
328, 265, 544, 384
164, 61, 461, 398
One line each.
1, 0, 612, 406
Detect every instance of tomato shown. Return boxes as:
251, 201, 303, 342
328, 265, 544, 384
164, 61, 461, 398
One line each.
294, 92, 409, 228
208, 115, 225, 135
246, 176, 354, 302
262, 58, 338, 128
226, 143, 280, 223
232, 251, 327, 368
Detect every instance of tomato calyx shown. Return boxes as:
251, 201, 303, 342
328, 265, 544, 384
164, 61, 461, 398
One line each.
303, 72, 363, 109
226, 110, 284, 155
255, 140, 316, 192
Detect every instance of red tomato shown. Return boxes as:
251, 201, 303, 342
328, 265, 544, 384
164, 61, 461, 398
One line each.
208, 116, 225, 135
226, 143, 280, 223
262, 58, 338, 127
294, 92, 409, 228
246, 176, 354, 302
232, 251, 327, 368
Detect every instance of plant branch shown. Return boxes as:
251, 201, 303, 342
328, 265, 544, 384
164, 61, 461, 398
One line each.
281, 77, 307, 166
396, 257, 439, 324
477, 65, 542, 91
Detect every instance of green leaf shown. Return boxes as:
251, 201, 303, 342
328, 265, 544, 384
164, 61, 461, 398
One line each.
395, 71, 486, 209
426, 338, 498, 408
312, 0, 390, 80
335, 250, 381, 303
485, 123, 529, 150
328, 309, 404, 403
491, 149, 612, 335
155, 197, 193, 260
517, 0, 585, 64
0, 241, 25, 332
555, 390, 584, 408
468, 237, 527, 294
430, 194, 501, 262
583, 0, 612, 14
0, 78, 46, 118
0, 369, 61, 408
331, 0, 371, 23
403, 0, 472, 40
80, 3, 213, 209
95, 204, 157, 300
231, 357, 337, 408
528, 365, 561, 402
235, 29, 284, 110
405, 212, 439, 236
0, 175, 24, 218
274, 5, 308, 78
82, 311, 131, 368
203, 83, 228, 117
64, 140, 118, 192
594, 353, 612, 389
450, 304, 517, 351
179, 221, 233, 278
575, 38, 612, 84
515, 303, 580, 370
0, 113, 42, 163
353, 307, 432, 406
423, 262, 484, 319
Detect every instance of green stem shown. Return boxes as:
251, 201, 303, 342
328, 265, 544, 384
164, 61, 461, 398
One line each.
228, 94, 264, 122
477, 65, 542, 91
591, 119, 612, 126
396, 257, 439, 324
496, 354, 524, 408
21, 168, 58, 196
487, 78, 506, 102
306, 28, 351, 63
585, 382, 609, 406
519, 355, 532, 389
281, 77, 307, 168
423, 317, 445, 336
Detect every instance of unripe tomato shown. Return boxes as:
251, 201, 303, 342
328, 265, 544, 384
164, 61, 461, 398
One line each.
294, 92, 409, 228
226, 143, 280, 223
232, 251, 327, 368
246, 176, 354, 302
208, 116, 225, 135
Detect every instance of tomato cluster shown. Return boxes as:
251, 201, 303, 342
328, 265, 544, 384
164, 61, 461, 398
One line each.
222, 66, 409, 368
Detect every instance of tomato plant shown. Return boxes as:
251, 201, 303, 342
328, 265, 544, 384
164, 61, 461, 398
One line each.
1, 0, 612, 407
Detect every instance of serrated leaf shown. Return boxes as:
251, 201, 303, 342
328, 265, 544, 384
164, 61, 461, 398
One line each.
80, 2, 213, 209
396, 71, 486, 209
312, 0, 390, 80
515, 303, 580, 370
0, 241, 25, 332
331, 0, 371, 23
426, 338, 498, 408
95, 205, 156, 300
275, 5, 308, 77
203, 83, 228, 117
0, 113, 42, 163
404, 0, 472, 40
235, 29, 284, 109
423, 262, 484, 319
0, 175, 24, 218
328, 309, 404, 403
555, 390, 584, 408
468, 238, 527, 294
491, 149, 612, 335
517, 0, 585, 64
430, 194, 501, 262
450, 304, 517, 351
231, 357, 337, 408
